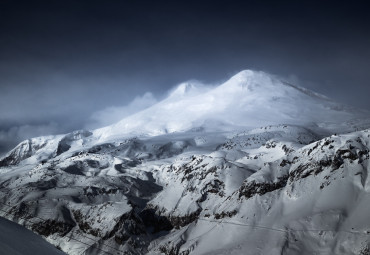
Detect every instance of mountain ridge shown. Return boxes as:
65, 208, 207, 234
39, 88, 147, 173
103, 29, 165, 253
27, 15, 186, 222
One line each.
93, 70, 367, 142
1, 70, 370, 255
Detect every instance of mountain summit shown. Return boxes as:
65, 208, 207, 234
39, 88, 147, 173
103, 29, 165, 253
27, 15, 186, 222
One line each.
1, 70, 370, 255
95, 70, 362, 141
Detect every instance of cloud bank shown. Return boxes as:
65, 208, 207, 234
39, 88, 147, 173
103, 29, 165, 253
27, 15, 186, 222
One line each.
86, 92, 157, 130
0, 93, 158, 156
0, 123, 59, 157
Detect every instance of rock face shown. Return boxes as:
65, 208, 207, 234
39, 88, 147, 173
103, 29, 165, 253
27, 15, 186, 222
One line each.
1, 70, 370, 255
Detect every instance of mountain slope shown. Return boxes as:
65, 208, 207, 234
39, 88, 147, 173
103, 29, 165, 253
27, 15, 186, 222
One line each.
94, 70, 365, 141
0, 70, 370, 255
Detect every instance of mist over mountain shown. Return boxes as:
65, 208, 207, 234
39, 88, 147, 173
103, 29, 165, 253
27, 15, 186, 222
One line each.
1, 70, 370, 255
94, 70, 367, 140
1, 0, 369, 253
1, 0, 369, 158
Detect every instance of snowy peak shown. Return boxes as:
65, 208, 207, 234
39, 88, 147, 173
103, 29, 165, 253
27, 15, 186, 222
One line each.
1, 70, 370, 255
221, 69, 275, 89
95, 70, 365, 141
168, 81, 203, 98
219, 70, 323, 100
219, 70, 331, 106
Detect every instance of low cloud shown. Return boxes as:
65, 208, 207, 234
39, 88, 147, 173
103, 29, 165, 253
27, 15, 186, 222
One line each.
0, 122, 60, 157
0, 93, 157, 156
86, 92, 157, 129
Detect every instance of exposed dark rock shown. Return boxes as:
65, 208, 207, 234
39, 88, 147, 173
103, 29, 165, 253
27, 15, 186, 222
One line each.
28, 178, 58, 191
159, 239, 190, 255
336, 149, 358, 161
169, 209, 201, 229
282, 145, 293, 154
196, 179, 225, 204
214, 210, 237, 219
83, 186, 119, 196
360, 244, 370, 255
114, 159, 141, 172
72, 209, 101, 237
177, 158, 217, 183
202, 179, 225, 195
265, 141, 276, 149
57, 130, 92, 156
290, 144, 370, 181
139, 208, 173, 233
156, 141, 191, 159
9, 202, 32, 220
0, 154, 20, 167
32, 219, 75, 237
280, 159, 291, 167
62, 162, 85, 176
86, 159, 100, 168
104, 210, 146, 244
0, 139, 47, 167
56, 142, 71, 156
289, 163, 322, 180
239, 176, 288, 199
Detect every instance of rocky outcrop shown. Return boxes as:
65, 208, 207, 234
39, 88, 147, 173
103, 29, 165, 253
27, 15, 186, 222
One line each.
238, 176, 288, 199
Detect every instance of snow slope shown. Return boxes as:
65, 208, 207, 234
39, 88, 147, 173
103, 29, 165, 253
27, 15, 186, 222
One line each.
94, 70, 365, 141
0, 70, 370, 255
0, 216, 66, 255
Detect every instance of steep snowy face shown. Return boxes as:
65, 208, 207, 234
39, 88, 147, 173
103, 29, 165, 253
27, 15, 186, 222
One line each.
94, 70, 361, 141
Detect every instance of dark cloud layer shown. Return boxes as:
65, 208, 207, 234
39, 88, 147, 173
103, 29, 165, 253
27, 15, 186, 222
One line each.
0, 0, 369, 154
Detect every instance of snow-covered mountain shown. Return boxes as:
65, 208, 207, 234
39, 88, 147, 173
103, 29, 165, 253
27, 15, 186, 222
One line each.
1, 70, 370, 255
94, 70, 365, 141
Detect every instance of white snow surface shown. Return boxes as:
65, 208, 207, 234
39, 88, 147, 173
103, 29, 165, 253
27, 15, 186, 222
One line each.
1, 70, 370, 255
94, 70, 365, 141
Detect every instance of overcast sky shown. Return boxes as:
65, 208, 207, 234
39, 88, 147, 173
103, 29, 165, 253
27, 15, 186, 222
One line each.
0, 0, 369, 154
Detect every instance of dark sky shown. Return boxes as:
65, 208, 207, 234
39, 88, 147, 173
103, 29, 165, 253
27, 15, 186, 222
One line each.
0, 0, 369, 154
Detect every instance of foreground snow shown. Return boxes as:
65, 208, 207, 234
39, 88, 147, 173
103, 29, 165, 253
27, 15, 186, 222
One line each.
1, 70, 370, 255
0, 216, 66, 255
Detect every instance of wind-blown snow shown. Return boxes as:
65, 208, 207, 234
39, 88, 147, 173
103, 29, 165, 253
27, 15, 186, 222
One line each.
94, 70, 363, 141
87, 92, 157, 129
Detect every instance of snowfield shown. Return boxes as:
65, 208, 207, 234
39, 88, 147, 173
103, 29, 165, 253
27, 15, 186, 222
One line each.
1, 70, 370, 255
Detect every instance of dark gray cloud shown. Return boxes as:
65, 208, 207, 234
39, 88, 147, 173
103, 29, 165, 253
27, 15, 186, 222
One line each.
0, 0, 369, 155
